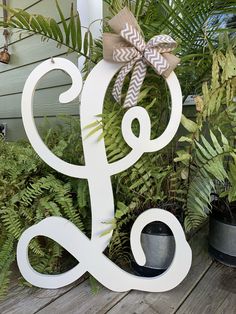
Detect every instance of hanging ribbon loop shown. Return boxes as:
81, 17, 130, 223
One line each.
103, 7, 180, 108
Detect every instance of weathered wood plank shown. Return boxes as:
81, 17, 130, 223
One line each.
37, 279, 129, 314
215, 292, 236, 314
0, 85, 80, 119
0, 269, 85, 314
1, 223, 227, 314
0, 53, 77, 96
176, 262, 236, 314
106, 225, 213, 314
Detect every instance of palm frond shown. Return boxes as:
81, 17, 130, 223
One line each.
0, 1, 94, 62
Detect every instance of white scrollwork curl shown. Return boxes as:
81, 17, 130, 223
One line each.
21, 58, 87, 179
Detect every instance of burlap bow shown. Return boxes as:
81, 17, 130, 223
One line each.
103, 7, 180, 108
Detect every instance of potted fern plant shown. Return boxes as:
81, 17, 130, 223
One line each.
206, 47, 236, 267
209, 192, 236, 267
175, 44, 236, 266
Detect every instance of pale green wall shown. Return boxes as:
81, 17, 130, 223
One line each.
0, 0, 78, 141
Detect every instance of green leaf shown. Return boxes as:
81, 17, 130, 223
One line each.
84, 125, 103, 139
174, 153, 191, 163
55, 0, 67, 34
83, 120, 101, 130
200, 135, 217, 157
178, 136, 193, 143
50, 18, 63, 43
99, 227, 114, 237
76, 15, 82, 51
195, 150, 207, 164
13, 10, 30, 28
89, 276, 101, 294
70, 3, 76, 49
138, 87, 152, 102
115, 202, 129, 219
7, 18, 24, 29
219, 129, 229, 149
181, 114, 198, 133
195, 142, 212, 160
29, 15, 42, 33
181, 168, 189, 180
83, 31, 89, 56
36, 15, 51, 36
209, 131, 223, 154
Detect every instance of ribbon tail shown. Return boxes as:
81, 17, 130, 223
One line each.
112, 59, 136, 103
123, 60, 147, 108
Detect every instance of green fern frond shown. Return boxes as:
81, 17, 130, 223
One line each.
0, 252, 15, 300
0, 117, 90, 297
0, 236, 14, 271
184, 130, 234, 231
203, 48, 236, 119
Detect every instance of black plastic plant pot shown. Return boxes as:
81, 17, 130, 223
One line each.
209, 216, 236, 267
132, 221, 175, 277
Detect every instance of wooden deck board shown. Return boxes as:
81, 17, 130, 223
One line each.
37, 279, 129, 314
1, 224, 235, 314
215, 292, 236, 314
0, 274, 84, 314
106, 225, 212, 314
175, 262, 236, 314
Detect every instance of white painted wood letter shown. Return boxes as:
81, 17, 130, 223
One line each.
17, 58, 192, 292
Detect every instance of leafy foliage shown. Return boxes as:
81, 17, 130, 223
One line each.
104, 0, 236, 98
184, 130, 234, 231
0, 118, 91, 298
175, 47, 236, 231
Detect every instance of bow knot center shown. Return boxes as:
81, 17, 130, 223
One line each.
103, 7, 179, 108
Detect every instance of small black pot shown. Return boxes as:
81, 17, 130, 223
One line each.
209, 215, 236, 267
132, 221, 175, 276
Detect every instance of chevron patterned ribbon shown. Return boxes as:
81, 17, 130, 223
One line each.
103, 7, 180, 108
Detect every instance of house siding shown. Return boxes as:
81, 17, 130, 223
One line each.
0, 0, 78, 141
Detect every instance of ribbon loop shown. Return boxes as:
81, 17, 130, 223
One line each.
146, 35, 177, 51
113, 47, 141, 63
144, 48, 169, 76
103, 7, 180, 108
120, 23, 146, 52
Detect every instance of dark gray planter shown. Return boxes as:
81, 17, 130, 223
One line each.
209, 216, 236, 267
132, 221, 175, 276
